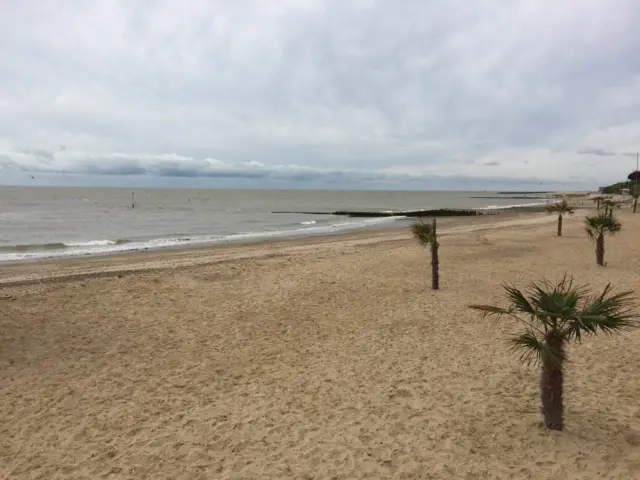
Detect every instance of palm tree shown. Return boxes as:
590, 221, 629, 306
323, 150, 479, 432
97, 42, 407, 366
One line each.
545, 199, 574, 236
592, 195, 604, 211
469, 276, 637, 431
585, 213, 622, 266
631, 189, 639, 213
600, 199, 620, 218
601, 199, 612, 216
411, 218, 439, 290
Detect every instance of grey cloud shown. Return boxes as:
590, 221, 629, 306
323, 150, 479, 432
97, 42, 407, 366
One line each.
0, 148, 578, 189
151, 166, 269, 179
16, 148, 55, 160
2, 1, 640, 188
465, 159, 501, 167
577, 148, 617, 156
85, 164, 149, 176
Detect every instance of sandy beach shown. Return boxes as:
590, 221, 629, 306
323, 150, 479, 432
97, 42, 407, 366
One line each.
1, 207, 640, 479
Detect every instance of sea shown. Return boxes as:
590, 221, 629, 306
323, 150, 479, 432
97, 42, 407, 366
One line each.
0, 186, 552, 262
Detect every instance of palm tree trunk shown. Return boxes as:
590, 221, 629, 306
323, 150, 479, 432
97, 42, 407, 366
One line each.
557, 214, 562, 236
431, 242, 439, 290
431, 219, 439, 290
540, 335, 565, 430
634, 197, 637, 213
596, 232, 605, 266
597, 199, 600, 211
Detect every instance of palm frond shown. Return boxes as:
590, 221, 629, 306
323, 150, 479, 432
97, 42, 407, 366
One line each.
526, 276, 584, 318
504, 284, 537, 316
545, 199, 574, 215
469, 301, 546, 334
469, 275, 638, 352
585, 212, 622, 240
517, 276, 588, 331
565, 286, 638, 340
411, 219, 436, 246
471, 284, 540, 321
510, 331, 562, 368
585, 213, 604, 230
468, 304, 511, 319
608, 216, 623, 235
585, 225, 597, 241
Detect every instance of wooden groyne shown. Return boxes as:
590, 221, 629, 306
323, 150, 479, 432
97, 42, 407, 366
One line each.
470, 195, 548, 199
272, 208, 480, 218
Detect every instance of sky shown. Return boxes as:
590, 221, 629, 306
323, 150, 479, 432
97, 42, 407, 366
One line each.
1, 0, 640, 190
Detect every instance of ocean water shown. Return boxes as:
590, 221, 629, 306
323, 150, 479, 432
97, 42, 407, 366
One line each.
0, 186, 551, 262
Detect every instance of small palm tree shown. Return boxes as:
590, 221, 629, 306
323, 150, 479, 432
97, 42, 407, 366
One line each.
411, 218, 439, 290
585, 213, 622, 266
470, 276, 637, 430
631, 189, 639, 213
545, 199, 574, 236
600, 199, 619, 218
592, 195, 604, 211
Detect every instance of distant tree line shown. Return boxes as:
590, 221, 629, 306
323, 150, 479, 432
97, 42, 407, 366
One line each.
600, 170, 640, 194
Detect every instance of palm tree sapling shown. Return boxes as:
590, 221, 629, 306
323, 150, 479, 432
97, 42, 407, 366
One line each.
631, 189, 639, 213
545, 199, 574, 236
585, 213, 622, 266
601, 199, 617, 218
470, 276, 637, 430
411, 218, 439, 290
592, 195, 604, 211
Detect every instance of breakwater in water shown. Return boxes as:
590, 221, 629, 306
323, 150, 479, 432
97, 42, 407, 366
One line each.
273, 208, 481, 218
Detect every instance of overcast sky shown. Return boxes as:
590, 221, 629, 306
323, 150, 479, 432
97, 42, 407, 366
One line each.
1, 0, 640, 190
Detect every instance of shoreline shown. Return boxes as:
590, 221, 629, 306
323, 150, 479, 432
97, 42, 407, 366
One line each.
0, 206, 549, 286
0, 204, 550, 264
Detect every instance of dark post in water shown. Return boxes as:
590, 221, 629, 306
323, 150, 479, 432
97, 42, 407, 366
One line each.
132, 192, 135, 209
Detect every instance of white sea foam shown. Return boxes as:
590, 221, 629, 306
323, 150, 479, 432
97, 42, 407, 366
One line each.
476, 202, 549, 210
64, 240, 118, 247
0, 215, 405, 263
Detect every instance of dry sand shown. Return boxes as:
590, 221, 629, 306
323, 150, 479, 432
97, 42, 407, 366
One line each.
1, 208, 640, 479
